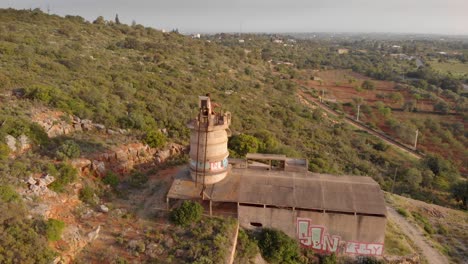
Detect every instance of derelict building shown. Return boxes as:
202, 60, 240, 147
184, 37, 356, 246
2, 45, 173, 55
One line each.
167, 96, 387, 257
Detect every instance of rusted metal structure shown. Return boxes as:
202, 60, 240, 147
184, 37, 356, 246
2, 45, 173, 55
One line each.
167, 96, 387, 257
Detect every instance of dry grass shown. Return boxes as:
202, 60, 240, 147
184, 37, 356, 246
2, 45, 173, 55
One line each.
385, 193, 468, 263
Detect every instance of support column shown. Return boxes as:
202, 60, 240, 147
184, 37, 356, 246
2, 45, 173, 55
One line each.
209, 200, 212, 216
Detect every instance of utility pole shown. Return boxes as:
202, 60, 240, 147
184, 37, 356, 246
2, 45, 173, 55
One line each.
413, 129, 419, 150
356, 104, 361, 122
391, 167, 398, 193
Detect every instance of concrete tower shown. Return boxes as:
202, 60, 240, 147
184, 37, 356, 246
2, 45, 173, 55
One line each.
187, 95, 231, 185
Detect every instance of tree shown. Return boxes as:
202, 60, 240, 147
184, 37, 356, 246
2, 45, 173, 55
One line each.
403, 100, 416, 112
93, 16, 105, 24
257, 228, 301, 264
170, 200, 203, 226
362, 80, 376, 90
0, 143, 9, 160
433, 101, 450, 114
0, 185, 20, 202
405, 168, 422, 189
45, 219, 65, 241
144, 130, 167, 148
55, 140, 81, 160
115, 14, 120, 24
228, 134, 260, 157
390, 92, 403, 104
450, 181, 467, 209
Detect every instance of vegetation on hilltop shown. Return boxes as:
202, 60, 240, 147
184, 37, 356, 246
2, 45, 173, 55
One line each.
0, 8, 466, 262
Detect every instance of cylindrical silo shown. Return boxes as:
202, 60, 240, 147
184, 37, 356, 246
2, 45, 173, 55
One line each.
187, 95, 231, 185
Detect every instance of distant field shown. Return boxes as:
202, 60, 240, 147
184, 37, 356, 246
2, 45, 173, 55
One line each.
429, 60, 468, 76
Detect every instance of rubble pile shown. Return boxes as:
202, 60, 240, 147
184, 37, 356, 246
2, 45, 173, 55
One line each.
24, 174, 56, 196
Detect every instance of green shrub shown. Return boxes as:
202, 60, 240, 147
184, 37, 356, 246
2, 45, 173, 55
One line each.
412, 211, 434, 234
79, 185, 95, 205
170, 200, 204, 226
126, 171, 148, 188
144, 130, 166, 148
48, 163, 78, 192
0, 185, 20, 202
102, 171, 119, 188
357, 256, 384, 264
257, 228, 301, 264
320, 253, 337, 264
45, 218, 65, 241
396, 208, 409, 217
228, 134, 260, 157
0, 143, 10, 159
235, 229, 259, 263
55, 140, 81, 160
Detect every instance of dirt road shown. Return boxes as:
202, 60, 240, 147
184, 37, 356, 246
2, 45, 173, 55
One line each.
387, 206, 449, 264
298, 90, 422, 160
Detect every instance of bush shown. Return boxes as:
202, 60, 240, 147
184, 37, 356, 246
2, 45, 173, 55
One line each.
170, 200, 204, 226
55, 140, 81, 160
79, 185, 95, 205
0, 143, 10, 159
362, 80, 376, 90
320, 253, 337, 264
228, 134, 260, 157
102, 171, 119, 188
144, 130, 166, 148
257, 228, 301, 264
0, 185, 20, 202
45, 218, 65, 241
357, 256, 384, 264
396, 208, 409, 217
235, 229, 259, 263
48, 163, 78, 192
126, 171, 148, 188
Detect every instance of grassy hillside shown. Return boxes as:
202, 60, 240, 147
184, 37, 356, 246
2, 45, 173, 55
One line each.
0, 8, 466, 262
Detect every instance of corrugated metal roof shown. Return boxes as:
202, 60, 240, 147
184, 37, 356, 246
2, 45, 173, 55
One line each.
167, 167, 387, 216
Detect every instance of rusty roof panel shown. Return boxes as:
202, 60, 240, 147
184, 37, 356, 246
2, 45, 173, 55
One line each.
168, 166, 386, 216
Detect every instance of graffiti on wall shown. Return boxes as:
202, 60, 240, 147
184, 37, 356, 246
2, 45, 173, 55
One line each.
190, 158, 228, 172
297, 218, 383, 256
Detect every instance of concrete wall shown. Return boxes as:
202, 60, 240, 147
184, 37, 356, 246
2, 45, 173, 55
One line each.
238, 205, 386, 256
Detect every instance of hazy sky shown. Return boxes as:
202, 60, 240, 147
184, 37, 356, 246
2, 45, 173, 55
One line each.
1, 0, 467, 35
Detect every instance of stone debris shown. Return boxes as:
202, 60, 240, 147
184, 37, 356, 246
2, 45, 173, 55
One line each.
146, 243, 164, 258
87, 225, 101, 242
31, 108, 124, 137
5, 135, 17, 152
383, 254, 420, 264
71, 143, 185, 176
18, 134, 31, 152
99, 204, 109, 213
24, 174, 56, 196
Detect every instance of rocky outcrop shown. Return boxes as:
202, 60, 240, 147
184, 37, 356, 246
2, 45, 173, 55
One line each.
384, 254, 420, 264
23, 174, 56, 196
4, 134, 32, 155
31, 108, 128, 137
71, 142, 185, 176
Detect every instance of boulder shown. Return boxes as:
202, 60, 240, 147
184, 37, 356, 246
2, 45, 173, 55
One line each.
87, 225, 101, 242
18, 134, 31, 152
146, 243, 164, 258
26, 176, 36, 185
94, 124, 106, 131
164, 237, 174, 248
99, 204, 109, 213
91, 160, 106, 176
5, 135, 17, 152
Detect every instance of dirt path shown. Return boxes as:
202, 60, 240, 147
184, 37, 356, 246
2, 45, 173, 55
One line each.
386, 206, 449, 264
297, 90, 422, 160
